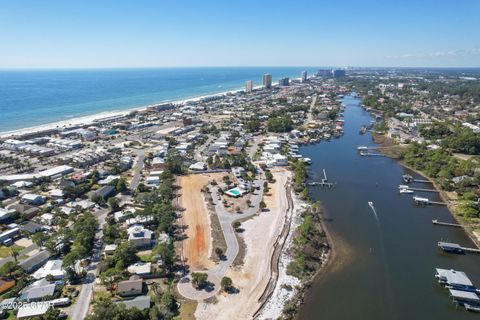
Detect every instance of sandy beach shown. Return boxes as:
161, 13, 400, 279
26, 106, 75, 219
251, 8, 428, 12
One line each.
0, 86, 250, 138
0, 77, 290, 139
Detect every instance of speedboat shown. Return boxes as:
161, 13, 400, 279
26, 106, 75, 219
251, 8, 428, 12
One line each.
399, 188, 414, 194
368, 201, 374, 208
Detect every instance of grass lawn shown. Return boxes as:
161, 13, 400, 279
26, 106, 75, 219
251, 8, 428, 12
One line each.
6, 310, 16, 320
138, 254, 152, 262
174, 299, 197, 320
0, 245, 23, 258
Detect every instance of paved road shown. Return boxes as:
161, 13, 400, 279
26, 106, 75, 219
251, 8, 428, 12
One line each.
247, 136, 262, 159
177, 171, 266, 300
307, 94, 317, 123
70, 208, 108, 320
130, 150, 145, 190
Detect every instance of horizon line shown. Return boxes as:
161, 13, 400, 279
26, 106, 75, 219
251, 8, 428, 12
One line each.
1, 65, 480, 71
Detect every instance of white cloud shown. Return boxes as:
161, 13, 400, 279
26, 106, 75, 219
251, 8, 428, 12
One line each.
387, 48, 480, 59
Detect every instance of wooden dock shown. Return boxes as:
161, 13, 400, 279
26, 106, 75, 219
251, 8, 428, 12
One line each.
308, 181, 335, 188
406, 187, 439, 193
432, 219, 462, 227
361, 152, 386, 157
413, 179, 432, 183
437, 241, 480, 254
308, 169, 335, 187
428, 200, 448, 206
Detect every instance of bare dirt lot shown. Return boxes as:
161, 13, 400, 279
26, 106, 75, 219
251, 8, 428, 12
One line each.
179, 173, 224, 270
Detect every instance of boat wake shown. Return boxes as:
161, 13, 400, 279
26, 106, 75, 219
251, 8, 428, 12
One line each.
368, 201, 379, 223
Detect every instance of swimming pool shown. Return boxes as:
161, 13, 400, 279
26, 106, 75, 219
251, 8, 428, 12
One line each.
225, 187, 242, 197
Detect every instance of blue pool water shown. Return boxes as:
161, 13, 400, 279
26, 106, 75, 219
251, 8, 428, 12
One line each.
226, 188, 242, 197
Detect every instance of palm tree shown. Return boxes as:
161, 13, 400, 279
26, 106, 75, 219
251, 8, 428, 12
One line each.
151, 282, 160, 295
10, 247, 21, 263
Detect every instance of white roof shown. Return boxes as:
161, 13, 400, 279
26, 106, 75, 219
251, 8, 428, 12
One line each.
41, 213, 54, 220
104, 244, 117, 252
22, 193, 43, 201
33, 259, 65, 279
189, 162, 206, 170
49, 189, 64, 197
17, 304, 50, 319
12, 181, 33, 188
127, 262, 151, 275
38, 165, 74, 178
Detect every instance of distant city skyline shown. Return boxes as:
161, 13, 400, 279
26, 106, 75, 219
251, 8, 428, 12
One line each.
1, 0, 479, 68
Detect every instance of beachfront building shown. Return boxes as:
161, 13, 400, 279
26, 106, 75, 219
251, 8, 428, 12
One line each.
246, 80, 253, 93
263, 74, 272, 89
333, 69, 346, 78
278, 77, 290, 86
301, 70, 308, 83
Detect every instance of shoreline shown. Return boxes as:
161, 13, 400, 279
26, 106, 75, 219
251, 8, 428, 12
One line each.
281, 201, 335, 320
0, 75, 300, 138
0, 87, 244, 138
371, 133, 480, 249
398, 160, 480, 249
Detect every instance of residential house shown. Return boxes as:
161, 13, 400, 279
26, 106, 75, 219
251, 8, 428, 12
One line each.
20, 221, 44, 235
21, 194, 45, 205
127, 262, 152, 278
19, 250, 52, 273
127, 225, 153, 248
8, 204, 41, 219
90, 185, 115, 201
115, 295, 151, 310
117, 276, 143, 297
21, 279, 56, 302
0, 208, 16, 221
32, 259, 65, 280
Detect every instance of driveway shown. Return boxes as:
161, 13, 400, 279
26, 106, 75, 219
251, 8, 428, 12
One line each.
130, 150, 145, 190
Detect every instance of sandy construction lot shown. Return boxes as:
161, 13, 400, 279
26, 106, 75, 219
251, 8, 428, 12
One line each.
179, 173, 223, 270
195, 169, 290, 320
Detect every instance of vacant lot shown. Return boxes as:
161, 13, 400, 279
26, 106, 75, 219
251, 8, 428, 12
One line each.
179, 173, 223, 270
196, 169, 290, 320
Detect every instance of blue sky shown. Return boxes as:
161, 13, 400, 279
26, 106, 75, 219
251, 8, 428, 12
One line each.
1, 0, 479, 68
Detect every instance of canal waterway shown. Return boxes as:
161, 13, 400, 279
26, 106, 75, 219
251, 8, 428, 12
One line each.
298, 95, 480, 319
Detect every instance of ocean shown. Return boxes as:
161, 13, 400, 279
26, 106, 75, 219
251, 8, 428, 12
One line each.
0, 67, 317, 133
